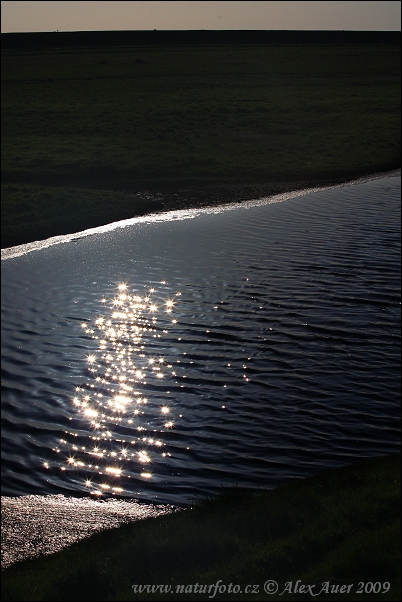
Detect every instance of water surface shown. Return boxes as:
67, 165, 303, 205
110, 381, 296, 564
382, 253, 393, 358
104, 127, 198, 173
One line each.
2, 175, 400, 507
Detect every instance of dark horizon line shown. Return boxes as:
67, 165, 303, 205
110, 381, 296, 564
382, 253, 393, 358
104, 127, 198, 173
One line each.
2, 29, 399, 50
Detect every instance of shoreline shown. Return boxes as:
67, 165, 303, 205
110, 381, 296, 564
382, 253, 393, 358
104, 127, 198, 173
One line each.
2, 453, 400, 601
3, 42, 400, 250
1, 495, 178, 571
2, 168, 400, 260
127, 166, 401, 210
2, 452, 399, 571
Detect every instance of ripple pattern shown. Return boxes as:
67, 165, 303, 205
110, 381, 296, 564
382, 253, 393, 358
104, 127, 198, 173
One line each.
1, 175, 400, 505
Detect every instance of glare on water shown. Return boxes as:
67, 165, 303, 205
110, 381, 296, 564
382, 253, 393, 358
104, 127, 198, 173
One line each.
47, 282, 183, 496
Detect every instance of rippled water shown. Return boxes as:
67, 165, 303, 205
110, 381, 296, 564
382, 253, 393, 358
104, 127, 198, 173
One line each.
2, 175, 401, 508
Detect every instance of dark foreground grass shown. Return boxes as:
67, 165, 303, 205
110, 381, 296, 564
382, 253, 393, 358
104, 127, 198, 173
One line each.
2, 453, 400, 601
1, 43, 400, 247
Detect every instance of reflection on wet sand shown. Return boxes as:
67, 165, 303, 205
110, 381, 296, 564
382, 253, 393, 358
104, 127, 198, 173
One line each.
1, 495, 176, 569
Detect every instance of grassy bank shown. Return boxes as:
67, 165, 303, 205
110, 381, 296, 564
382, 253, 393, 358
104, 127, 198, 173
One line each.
1, 43, 400, 248
2, 453, 400, 601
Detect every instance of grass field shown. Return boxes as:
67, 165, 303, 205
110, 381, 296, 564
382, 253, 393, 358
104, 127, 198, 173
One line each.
1, 453, 400, 601
1, 43, 400, 247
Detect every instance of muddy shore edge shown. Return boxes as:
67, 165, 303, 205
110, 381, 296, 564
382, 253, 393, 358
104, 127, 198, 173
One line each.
2, 167, 401, 251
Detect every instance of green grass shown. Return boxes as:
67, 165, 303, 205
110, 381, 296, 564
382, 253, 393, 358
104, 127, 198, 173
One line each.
2, 453, 400, 601
1, 43, 400, 247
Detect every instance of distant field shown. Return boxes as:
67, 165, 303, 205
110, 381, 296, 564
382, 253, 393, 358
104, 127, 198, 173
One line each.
1, 43, 400, 247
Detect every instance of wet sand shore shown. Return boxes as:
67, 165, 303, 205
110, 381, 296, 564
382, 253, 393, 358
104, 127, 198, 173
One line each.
1, 495, 177, 570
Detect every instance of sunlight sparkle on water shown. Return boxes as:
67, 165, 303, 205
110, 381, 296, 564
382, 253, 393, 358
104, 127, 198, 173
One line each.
47, 282, 183, 496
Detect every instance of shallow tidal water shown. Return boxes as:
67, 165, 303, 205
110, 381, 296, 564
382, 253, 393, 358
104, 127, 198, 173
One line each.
1, 173, 400, 566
